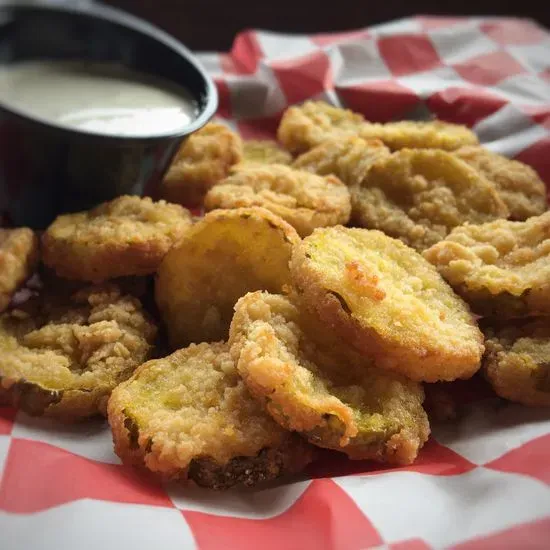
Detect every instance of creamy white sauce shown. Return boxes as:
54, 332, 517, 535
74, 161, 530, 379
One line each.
0, 60, 198, 137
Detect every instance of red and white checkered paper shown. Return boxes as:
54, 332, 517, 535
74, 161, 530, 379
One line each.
2, 15, 550, 550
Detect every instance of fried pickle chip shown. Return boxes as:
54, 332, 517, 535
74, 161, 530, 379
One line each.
231, 140, 293, 172
277, 101, 366, 154
0, 228, 39, 313
292, 136, 391, 187
482, 319, 550, 407
290, 227, 484, 382
455, 146, 547, 221
352, 149, 509, 251
42, 195, 192, 283
108, 341, 314, 489
423, 212, 550, 318
204, 164, 351, 237
229, 291, 429, 464
0, 283, 157, 419
160, 122, 244, 206
277, 101, 478, 153
155, 207, 300, 348
359, 120, 479, 151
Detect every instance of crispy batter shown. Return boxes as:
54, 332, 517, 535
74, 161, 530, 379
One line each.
204, 164, 351, 237
359, 120, 479, 151
482, 319, 550, 407
352, 149, 509, 251
455, 146, 547, 221
292, 136, 391, 187
277, 101, 366, 154
107, 341, 314, 489
155, 207, 300, 348
231, 140, 293, 171
277, 101, 478, 153
160, 122, 243, 206
0, 283, 157, 419
42, 195, 192, 283
0, 228, 39, 313
290, 227, 484, 382
229, 292, 429, 464
423, 212, 550, 318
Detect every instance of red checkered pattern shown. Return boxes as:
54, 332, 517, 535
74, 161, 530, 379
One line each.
195, 15, 550, 182
2, 15, 550, 550
2, 394, 550, 549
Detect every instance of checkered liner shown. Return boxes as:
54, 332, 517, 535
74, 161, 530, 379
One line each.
1, 15, 550, 550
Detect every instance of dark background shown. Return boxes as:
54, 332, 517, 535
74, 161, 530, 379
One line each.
103, 1, 549, 51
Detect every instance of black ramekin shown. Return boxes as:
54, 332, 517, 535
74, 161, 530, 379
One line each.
0, 2, 218, 228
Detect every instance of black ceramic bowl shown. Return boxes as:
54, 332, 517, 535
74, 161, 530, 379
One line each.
0, 2, 217, 229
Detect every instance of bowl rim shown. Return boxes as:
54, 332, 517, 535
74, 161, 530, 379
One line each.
0, 1, 218, 142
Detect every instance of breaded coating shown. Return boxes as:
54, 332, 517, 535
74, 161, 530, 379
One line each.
0, 283, 157, 419
229, 292, 429, 464
155, 207, 300, 348
277, 101, 478, 154
359, 120, 479, 151
231, 140, 293, 171
277, 101, 366, 154
204, 164, 351, 237
482, 319, 550, 407
352, 149, 509, 251
290, 227, 484, 382
160, 122, 244, 206
0, 228, 39, 313
455, 146, 547, 221
42, 195, 192, 283
107, 341, 314, 489
292, 136, 391, 187
423, 212, 550, 318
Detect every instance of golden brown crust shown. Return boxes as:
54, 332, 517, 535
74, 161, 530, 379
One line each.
107, 341, 314, 488
0, 282, 157, 420
359, 120, 479, 151
455, 146, 547, 221
482, 318, 550, 407
423, 212, 550, 318
155, 207, 300, 348
204, 164, 351, 237
229, 292, 429, 465
352, 149, 509, 251
290, 227, 484, 382
292, 136, 391, 187
277, 101, 367, 154
160, 122, 244, 206
0, 228, 39, 313
277, 101, 478, 154
42, 195, 192, 283
231, 140, 293, 171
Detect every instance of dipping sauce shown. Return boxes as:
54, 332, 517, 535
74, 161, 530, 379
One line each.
0, 60, 198, 137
